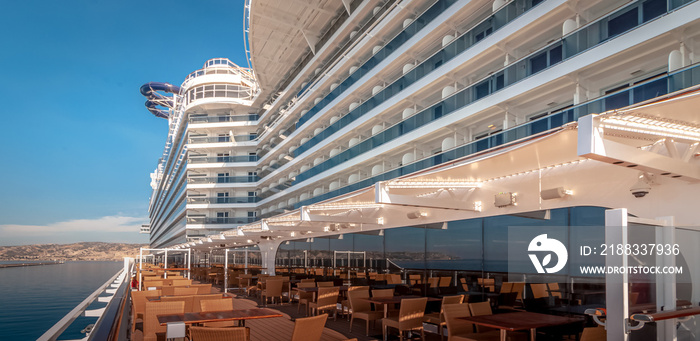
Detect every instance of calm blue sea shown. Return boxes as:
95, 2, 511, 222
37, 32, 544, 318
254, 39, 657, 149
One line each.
0, 261, 123, 340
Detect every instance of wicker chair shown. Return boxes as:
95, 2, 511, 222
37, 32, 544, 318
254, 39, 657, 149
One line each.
173, 287, 198, 296
143, 280, 164, 290
296, 282, 315, 315
188, 326, 250, 341
130, 290, 161, 332
423, 295, 465, 341
238, 274, 254, 294
192, 294, 224, 313
500, 282, 513, 294
530, 283, 549, 299
468, 302, 496, 333
316, 281, 334, 287
191, 283, 213, 294
511, 282, 525, 300
291, 314, 328, 341
371, 288, 397, 315
172, 279, 192, 286
161, 286, 176, 296
443, 303, 502, 341
382, 297, 428, 341
161, 295, 194, 312
438, 277, 452, 288
309, 287, 339, 320
200, 298, 237, 327
261, 279, 284, 306
341, 286, 369, 319
348, 288, 382, 335
143, 301, 184, 341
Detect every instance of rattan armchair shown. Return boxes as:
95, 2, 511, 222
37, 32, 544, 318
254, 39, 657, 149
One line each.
348, 288, 382, 336
443, 303, 502, 341
382, 297, 428, 341
261, 278, 284, 306
130, 289, 161, 332
192, 294, 224, 313
309, 287, 339, 320
143, 301, 184, 341
423, 295, 465, 341
173, 287, 198, 296
161, 295, 194, 312
290, 314, 328, 341
188, 326, 250, 341
200, 298, 237, 327
296, 282, 315, 315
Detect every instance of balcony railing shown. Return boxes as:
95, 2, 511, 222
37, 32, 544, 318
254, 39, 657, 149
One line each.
187, 196, 260, 204
291, 0, 696, 183
187, 175, 259, 184
293, 62, 700, 209
295, 0, 463, 128
188, 155, 258, 164
187, 217, 257, 224
188, 135, 256, 144
189, 114, 259, 124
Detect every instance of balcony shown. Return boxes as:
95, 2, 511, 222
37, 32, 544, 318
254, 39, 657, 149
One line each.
188, 135, 256, 144
187, 196, 259, 204
188, 155, 258, 164
291, 62, 700, 209
187, 175, 259, 184
186, 217, 257, 224
188, 114, 259, 124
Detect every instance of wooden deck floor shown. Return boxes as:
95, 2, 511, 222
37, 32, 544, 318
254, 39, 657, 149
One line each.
131, 282, 442, 341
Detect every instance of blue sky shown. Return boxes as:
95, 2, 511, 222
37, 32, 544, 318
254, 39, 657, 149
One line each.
0, 0, 248, 245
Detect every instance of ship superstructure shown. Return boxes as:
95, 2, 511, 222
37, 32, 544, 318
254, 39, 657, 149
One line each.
145, 0, 700, 249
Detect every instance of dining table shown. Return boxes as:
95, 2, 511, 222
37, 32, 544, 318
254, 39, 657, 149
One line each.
157, 308, 283, 327
459, 311, 583, 341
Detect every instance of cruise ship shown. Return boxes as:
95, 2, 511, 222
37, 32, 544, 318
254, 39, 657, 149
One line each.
124, 0, 700, 339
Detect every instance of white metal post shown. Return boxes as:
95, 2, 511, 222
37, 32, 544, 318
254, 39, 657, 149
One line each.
605, 208, 629, 341
655, 216, 676, 341
139, 248, 143, 291
224, 249, 229, 293
164, 249, 169, 278
244, 249, 249, 274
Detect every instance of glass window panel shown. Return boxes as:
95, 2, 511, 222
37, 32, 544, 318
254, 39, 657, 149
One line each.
354, 233, 385, 271
385, 226, 425, 270
608, 7, 638, 38
642, 0, 666, 22
529, 51, 548, 74
427, 220, 482, 271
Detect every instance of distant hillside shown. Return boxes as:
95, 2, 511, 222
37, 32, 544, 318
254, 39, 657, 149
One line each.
0, 242, 147, 261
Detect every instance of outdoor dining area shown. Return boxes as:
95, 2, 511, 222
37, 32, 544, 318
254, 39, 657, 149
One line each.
129, 260, 613, 341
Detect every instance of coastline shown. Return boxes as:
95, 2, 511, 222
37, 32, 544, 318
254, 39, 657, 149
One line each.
0, 261, 64, 268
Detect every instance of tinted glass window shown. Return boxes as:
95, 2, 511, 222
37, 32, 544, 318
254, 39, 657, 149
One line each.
608, 7, 638, 37
385, 226, 425, 269
427, 220, 482, 270
642, 0, 666, 22
529, 51, 548, 74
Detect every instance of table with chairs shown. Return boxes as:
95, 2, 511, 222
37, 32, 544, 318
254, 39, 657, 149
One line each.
136, 267, 607, 341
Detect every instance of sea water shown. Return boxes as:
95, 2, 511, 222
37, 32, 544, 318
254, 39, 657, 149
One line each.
0, 261, 122, 340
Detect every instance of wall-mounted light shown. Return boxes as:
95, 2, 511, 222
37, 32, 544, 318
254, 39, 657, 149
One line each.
540, 187, 573, 200
494, 192, 516, 207
406, 211, 427, 219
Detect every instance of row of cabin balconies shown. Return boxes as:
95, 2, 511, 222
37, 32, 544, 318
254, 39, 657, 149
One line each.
249, 0, 695, 195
